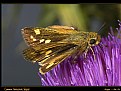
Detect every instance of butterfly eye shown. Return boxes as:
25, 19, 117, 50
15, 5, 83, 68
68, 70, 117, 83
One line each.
90, 39, 96, 45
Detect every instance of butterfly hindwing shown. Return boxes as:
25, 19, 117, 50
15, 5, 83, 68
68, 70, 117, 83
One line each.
23, 43, 79, 74
38, 44, 79, 74
23, 44, 78, 62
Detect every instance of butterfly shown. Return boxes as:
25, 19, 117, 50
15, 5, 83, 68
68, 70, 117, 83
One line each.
21, 25, 101, 74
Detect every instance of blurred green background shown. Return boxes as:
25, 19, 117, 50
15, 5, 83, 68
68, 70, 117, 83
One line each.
2, 4, 121, 86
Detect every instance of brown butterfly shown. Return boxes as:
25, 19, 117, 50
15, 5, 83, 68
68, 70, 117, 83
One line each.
21, 25, 101, 74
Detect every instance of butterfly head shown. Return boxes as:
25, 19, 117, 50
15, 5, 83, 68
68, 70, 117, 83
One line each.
87, 32, 101, 47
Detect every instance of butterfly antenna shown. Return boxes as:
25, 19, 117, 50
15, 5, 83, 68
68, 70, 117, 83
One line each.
97, 22, 106, 34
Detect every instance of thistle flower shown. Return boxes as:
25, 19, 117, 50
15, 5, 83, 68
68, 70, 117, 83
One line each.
38, 20, 121, 86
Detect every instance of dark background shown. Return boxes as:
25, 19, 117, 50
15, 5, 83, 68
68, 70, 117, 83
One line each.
2, 4, 120, 86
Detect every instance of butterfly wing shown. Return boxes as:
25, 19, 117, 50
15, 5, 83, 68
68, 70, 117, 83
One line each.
23, 43, 79, 74
39, 45, 79, 74
22, 25, 84, 74
21, 26, 79, 48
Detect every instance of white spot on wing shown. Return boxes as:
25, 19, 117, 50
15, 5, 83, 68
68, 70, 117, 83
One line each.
40, 39, 45, 43
33, 38, 37, 41
30, 35, 37, 41
34, 29, 40, 35
70, 27, 75, 30
45, 39, 51, 44
30, 35, 34, 39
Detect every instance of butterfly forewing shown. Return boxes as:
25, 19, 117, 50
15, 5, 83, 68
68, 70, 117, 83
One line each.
21, 26, 79, 48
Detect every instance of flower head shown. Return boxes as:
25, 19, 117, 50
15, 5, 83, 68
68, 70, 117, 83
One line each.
38, 20, 121, 86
